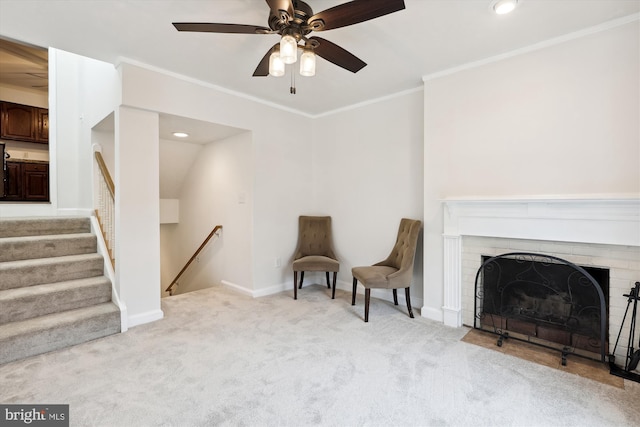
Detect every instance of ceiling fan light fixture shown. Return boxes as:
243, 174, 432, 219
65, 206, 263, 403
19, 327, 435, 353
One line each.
173, 0, 407, 88
269, 47, 285, 77
492, 0, 518, 15
279, 34, 298, 64
299, 48, 316, 77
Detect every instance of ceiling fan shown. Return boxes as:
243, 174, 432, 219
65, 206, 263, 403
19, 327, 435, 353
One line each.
173, 0, 406, 78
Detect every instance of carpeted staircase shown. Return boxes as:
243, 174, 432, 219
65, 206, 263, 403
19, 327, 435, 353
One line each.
0, 217, 120, 365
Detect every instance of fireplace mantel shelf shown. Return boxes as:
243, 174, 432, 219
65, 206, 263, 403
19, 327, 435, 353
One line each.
441, 193, 640, 202
442, 197, 640, 247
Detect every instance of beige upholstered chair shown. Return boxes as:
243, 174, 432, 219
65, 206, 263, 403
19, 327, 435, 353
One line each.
292, 216, 340, 300
351, 218, 422, 322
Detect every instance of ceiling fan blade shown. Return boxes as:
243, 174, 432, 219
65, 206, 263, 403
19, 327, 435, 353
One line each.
307, 0, 405, 31
173, 23, 271, 34
309, 37, 366, 73
266, 0, 295, 22
253, 44, 279, 76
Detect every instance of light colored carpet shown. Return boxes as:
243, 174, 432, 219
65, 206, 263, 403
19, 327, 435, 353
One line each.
1, 284, 639, 427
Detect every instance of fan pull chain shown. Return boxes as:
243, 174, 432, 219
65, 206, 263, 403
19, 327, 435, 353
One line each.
290, 66, 296, 94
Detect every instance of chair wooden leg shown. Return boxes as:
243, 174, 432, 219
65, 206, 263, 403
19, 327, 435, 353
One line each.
352, 278, 357, 305
393, 289, 398, 305
331, 272, 337, 299
405, 287, 414, 318
294, 271, 298, 300
364, 288, 371, 322
326, 272, 331, 289
298, 271, 304, 289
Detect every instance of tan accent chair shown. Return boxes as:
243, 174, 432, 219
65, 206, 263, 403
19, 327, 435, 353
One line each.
351, 218, 422, 322
292, 216, 340, 300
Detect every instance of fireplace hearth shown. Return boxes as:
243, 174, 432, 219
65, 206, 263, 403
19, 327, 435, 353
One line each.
474, 252, 608, 365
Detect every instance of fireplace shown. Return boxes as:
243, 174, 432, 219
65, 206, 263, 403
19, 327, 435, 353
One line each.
435, 197, 640, 369
474, 252, 609, 363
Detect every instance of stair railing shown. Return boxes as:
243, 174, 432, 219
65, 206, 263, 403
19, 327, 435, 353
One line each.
94, 151, 115, 267
165, 225, 222, 296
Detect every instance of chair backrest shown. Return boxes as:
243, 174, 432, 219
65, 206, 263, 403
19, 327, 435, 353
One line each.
379, 218, 422, 276
294, 216, 337, 260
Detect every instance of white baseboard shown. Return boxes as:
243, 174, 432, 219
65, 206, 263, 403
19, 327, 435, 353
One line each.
0, 203, 56, 217
57, 208, 93, 217
222, 280, 288, 298
89, 215, 128, 332
118, 305, 129, 333
128, 309, 164, 328
421, 306, 444, 323
252, 283, 287, 297
223, 278, 425, 310
221, 280, 253, 296
0, 206, 93, 218
442, 307, 462, 328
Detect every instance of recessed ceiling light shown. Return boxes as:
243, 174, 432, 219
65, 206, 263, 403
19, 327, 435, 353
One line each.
172, 132, 189, 138
492, 0, 518, 15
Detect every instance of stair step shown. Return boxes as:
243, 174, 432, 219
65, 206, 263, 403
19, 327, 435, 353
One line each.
0, 253, 104, 291
0, 233, 97, 262
0, 216, 90, 238
0, 216, 122, 365
0, 276, 112, 325
0, 302, 120, 365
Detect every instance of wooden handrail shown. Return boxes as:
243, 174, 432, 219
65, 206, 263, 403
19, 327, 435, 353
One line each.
165, 225, 222, 295
94, 152, 114, 198
94, 150, 115, 268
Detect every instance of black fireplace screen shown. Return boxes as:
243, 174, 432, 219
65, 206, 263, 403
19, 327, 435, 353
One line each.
474, 252, 608, 363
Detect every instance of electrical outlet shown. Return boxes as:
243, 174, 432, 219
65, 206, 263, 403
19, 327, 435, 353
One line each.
274, 257, 281, 268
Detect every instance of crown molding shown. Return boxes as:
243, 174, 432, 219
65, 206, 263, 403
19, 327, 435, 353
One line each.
422, 13, 639, 83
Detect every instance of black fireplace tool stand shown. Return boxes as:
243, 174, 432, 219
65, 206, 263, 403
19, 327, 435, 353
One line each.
609, 281, 640, 383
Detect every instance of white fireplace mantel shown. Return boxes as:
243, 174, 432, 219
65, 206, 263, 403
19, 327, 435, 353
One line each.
440, 196, 640, 327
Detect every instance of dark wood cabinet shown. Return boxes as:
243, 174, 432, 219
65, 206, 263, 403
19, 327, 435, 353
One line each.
1, 161, 49, 201
35, 108, 49, 143
3, 162, 22, 200
0, 101, 48, 144
1, 102, 35, 141
23, 163, 49, 200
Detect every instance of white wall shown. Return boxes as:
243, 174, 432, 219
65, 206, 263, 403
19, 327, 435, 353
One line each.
119, 63, 315, 296
92, 128, 115, 174
1, 140, 49, 162
158, 138, 202, 199
115, 106, 162, 326
55, 48, 120, 214
159, 199, 179, 224
0, 83, 48, 108
164, 132, 253, 296
422, 21, 640, 322
313, 90, 425, 304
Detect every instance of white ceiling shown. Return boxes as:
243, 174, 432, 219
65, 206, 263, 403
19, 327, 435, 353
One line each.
0, 38, 48, 92
92, 110, 247, 198
0, 0, 638, 116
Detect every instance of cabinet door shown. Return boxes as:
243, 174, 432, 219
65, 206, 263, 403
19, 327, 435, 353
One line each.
0, 102, 36, 141
23, 163, 49, 201
3, 162, 23, 200
35, 108, 49, 143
